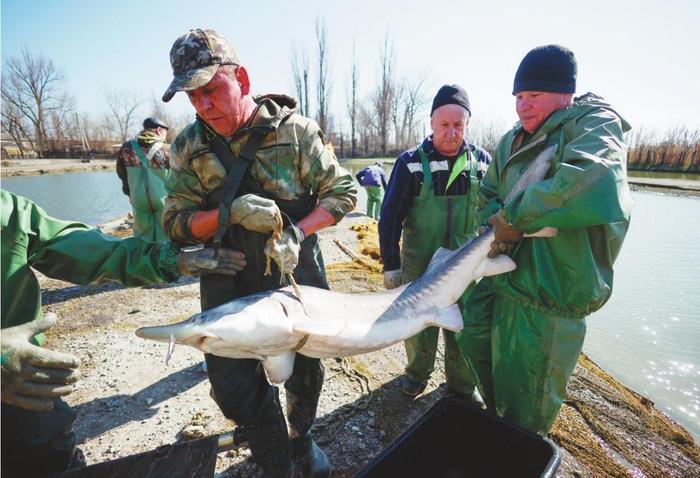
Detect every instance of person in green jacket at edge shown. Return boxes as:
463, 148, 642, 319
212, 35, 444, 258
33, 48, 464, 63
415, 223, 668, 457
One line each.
456, 45, 634, 436
0, 189, 247, 477
379, 84, 491, 403
116, 116, 172, 243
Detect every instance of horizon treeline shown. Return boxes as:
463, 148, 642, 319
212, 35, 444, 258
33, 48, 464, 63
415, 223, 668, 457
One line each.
1, 26, 698, 172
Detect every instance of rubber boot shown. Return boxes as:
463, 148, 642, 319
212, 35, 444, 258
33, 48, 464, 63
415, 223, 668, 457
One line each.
286, 390, 331, 478
242, 393, 293, 478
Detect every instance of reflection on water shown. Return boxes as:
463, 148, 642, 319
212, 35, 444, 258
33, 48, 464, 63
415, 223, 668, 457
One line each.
585, 191, 700, 440
4, 167, 699, 439
2, 171, 131, 225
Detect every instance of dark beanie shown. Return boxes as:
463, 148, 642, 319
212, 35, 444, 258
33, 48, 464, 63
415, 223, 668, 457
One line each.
512, 45, 577, 95
431, 84, 471, 116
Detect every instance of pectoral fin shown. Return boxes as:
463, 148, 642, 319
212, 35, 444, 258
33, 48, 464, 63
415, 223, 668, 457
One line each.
293, 317, 347, 337
524, 227, 558, 238
262, 352, 296, 384
480, 255, 517, 277
429, 304, 463, 332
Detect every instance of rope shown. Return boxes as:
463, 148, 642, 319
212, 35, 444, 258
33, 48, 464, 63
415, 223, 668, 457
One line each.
311, 358, 374, 445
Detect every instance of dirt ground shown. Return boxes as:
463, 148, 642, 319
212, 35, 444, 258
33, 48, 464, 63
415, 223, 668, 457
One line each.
40, 213, 699, 477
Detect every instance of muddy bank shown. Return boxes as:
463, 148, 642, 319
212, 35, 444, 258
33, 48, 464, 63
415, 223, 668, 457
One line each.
0, 158, 115, 177
39, 214, 699, 477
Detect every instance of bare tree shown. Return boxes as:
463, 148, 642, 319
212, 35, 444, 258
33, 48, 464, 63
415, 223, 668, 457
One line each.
372, 35, 395, 156
358, 102, 377, 156
291, 45, 311, 118
402, 74, 430, 147
469, 119, 508, 155
346, 42, 359, 158
103, 89, 142, 142
1, 49, 72, 157
390, 81, 406, 150
315, 18, 331, 133
1, 102, 32, 157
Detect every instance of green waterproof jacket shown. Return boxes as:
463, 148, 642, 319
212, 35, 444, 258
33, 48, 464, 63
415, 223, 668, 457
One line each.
1, 190, 180, 333
480, 93, 633, 317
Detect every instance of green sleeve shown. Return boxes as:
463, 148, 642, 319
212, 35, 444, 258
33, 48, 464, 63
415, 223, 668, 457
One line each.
476, 144, 504, 226
505, 112, 633, 233
25, 200, 180, 285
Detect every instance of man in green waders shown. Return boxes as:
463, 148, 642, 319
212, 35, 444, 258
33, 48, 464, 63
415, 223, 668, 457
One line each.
457, 45, 633, 435
0, 189, 247, 476
161, 29, 356, 477
355, 162, 388, 220
116, 117, 172, 243
378, 84, 491, 401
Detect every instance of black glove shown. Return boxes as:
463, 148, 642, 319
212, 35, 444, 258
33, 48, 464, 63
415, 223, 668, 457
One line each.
177, 247, 247, 276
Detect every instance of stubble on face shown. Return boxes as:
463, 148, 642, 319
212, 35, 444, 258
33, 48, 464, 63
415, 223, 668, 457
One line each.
431, 104, 469, 156
186, 66, 254, 137
515, 92, 573, 133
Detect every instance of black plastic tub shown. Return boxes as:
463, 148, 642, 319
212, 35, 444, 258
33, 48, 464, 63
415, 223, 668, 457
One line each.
355, 397, 560, 478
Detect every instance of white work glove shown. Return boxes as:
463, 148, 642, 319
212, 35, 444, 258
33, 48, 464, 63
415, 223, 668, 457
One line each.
383, 269, 403, 290
230, 194, 282, 234
1, 314, 81, 411
264, 224, 304, 274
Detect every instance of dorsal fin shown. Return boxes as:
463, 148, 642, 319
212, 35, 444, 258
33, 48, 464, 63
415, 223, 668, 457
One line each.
425, 247, 454, 276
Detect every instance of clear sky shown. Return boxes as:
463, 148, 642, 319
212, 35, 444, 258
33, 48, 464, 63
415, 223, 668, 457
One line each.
2, 0, 699, 136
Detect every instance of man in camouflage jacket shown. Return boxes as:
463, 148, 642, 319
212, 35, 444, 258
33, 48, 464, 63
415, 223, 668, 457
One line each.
161, 28, 356, 478
116, 117, 171, 242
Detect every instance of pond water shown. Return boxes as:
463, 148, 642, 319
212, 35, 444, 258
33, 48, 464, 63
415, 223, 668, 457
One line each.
3, 167, 699, 439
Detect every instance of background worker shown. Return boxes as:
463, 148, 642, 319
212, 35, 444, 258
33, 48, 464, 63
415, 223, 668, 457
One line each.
116, 116, 171, 243
355, 162, 387, 219
161, 29, 356, 477
457, 45, 633, 435
378, 84, 491, 402
0, 189, 246, 476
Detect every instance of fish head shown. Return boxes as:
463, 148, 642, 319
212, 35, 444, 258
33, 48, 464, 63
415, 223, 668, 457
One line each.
135, 290, 297, 358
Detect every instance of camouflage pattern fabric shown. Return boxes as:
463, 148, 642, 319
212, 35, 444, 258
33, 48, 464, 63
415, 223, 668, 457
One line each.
163, 94, 357, 244
162, 28, 240, 102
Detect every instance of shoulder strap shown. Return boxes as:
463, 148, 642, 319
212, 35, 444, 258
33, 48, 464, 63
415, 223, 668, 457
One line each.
416, 146, 433, 197
209, 130, 268, 255
129, 140, 149, 168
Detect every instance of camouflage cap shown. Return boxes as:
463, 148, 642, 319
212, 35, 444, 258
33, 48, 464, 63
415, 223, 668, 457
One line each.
162, 28, 240, 103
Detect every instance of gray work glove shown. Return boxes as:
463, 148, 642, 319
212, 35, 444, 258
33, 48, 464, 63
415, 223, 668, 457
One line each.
264, 224, 304, 275
230, 194, 282, 234
177, 247, 246, 276
383, 269, 403, 290
1, 313, 81, 411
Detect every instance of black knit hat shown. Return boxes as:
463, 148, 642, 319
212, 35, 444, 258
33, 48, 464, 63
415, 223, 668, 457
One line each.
143, 117, 169, 130
431, 84, 471, 116
512, 45, 577, 95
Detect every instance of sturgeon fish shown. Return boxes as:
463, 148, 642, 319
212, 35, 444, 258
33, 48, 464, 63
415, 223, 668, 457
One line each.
136, 145, 557, 383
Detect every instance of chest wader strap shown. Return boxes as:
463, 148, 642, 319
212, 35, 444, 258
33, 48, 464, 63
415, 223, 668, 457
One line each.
130, 140, 158, 211
416, 147, 434, 196
208, 130, 267, 256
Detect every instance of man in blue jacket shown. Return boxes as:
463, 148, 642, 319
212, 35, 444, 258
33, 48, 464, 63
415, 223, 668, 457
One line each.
355, 162, 388, 219
379, 84, 490, 401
